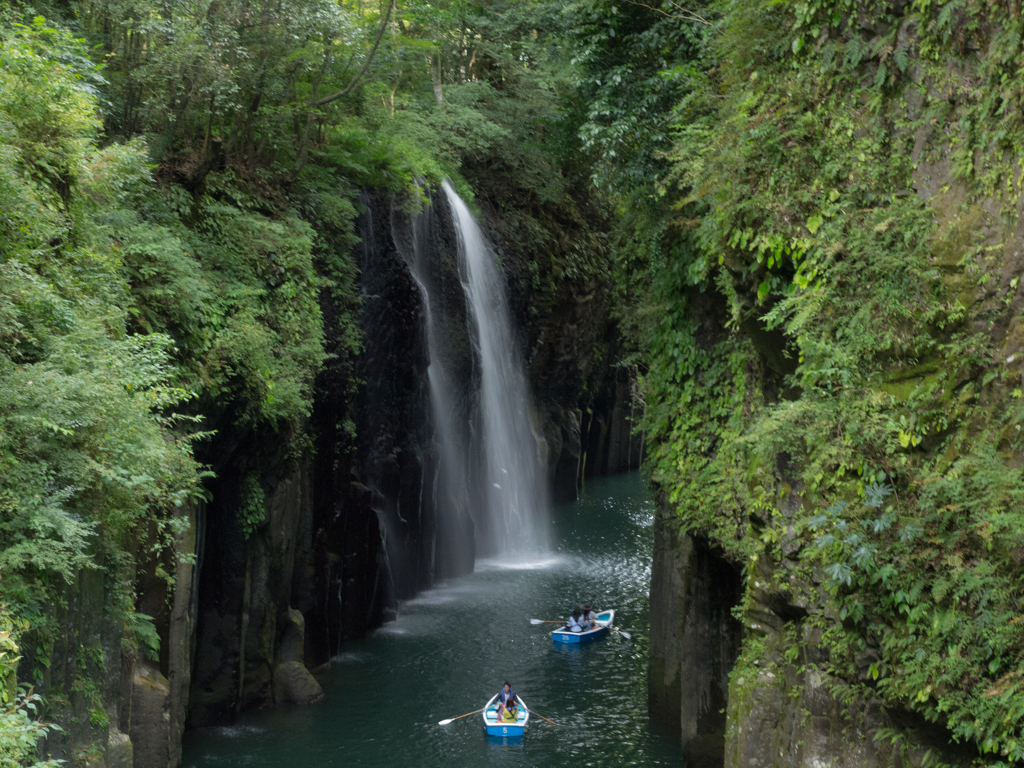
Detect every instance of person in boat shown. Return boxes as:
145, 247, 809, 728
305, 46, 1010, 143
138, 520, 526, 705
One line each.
581, 603, 598, 628
497, 694, 519, 722
577, 607, 592, 631
566, 608, 585, 632
498, 681, 516, 705
494, 689, 514, 719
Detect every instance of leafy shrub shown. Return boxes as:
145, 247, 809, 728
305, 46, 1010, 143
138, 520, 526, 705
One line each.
0, 12, 203, 645
0, 628, 61, 768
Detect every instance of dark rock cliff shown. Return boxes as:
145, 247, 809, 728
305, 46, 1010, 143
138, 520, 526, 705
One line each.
530, 282, 643, 503
186, 188, 448, 731
647, 503, 981, 768
648, 510, 743, 768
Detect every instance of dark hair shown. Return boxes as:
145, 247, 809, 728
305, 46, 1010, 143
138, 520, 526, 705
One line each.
572, 608, 581, 618
503, 681, 511, 688
582, 603, 591, 611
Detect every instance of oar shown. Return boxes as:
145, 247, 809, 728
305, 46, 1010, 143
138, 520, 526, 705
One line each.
529, 619, 563, 625
438, 708, 485, 725
528, 709, 558, 726
611, 626, 632, 640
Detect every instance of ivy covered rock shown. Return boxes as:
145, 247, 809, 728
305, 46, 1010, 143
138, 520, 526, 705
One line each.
570, 0, 1024, 762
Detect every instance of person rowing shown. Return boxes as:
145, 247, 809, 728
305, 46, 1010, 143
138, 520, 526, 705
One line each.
498, 681, 516, 705
566, 608, 585, 632
581, 603, 598, 629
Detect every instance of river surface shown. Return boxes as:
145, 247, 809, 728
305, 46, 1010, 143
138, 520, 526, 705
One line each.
182, 472, 682, 767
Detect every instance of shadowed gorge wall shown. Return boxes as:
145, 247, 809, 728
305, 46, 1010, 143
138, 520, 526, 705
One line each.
637, 3, 1024, 763
648, 513, 742, 768
175, 186, 634, 736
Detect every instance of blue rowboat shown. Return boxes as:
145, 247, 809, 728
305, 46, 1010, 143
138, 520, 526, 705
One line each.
482, 693, 530, 737
551, 609, 615, 644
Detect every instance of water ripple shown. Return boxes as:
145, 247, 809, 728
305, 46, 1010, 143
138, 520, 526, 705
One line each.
182, 473, 683, 768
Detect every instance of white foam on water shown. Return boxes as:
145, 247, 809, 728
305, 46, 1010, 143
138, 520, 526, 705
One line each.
211, 725, 264, 739
330, 651, 367, 664
373, 623, 410, 636
402, 591, 459, 608
475, 555, 564, 572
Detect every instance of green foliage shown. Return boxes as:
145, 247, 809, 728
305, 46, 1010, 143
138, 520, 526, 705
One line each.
70, 645, 107, 731
0, 10, 203, 654
588, 0, 1024, 760
237, 474, 265, 539
0, 627, 61, 768
122, 612, 160, 662
0, 687, 62, 768
562, 0, 711, 192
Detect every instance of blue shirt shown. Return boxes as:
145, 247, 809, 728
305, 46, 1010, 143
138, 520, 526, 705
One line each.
499, 688, 516, 704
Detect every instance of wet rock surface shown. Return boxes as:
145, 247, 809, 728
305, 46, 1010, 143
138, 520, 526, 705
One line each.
272, 662, 324, 705
647, 509, 743, 768
648, 496, 980, 768
127, 663, 172, 768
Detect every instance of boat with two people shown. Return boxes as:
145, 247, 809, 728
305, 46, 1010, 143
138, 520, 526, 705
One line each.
551, 608, 615, 644
482, 691, 530, 736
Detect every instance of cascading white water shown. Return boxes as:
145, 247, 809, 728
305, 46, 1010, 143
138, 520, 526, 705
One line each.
442, 181, 549, 555
394, 201, 476, 578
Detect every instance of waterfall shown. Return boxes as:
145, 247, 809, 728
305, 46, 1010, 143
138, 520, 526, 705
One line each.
394, 199, 476, 578
442, 181, 549, 556
378, 179, 547, 597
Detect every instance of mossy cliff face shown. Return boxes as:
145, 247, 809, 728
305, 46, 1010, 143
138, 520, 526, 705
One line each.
645, 1, 1024, 765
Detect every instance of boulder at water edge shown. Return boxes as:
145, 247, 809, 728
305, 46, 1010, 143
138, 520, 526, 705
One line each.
273, 661, 324, 704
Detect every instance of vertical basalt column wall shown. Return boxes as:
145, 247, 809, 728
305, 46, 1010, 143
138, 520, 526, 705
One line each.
351, 191, 438, 602
187, 188, 488, 730
576, 334, 645, 487
523, 274, 644, 504
187, 452, 318, 727
647, 503, 743, 768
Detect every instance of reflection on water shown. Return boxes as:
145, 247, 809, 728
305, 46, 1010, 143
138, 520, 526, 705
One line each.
182, 473, 683, 767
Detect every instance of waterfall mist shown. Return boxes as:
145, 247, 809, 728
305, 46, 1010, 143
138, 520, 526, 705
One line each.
393, 197, 476, 579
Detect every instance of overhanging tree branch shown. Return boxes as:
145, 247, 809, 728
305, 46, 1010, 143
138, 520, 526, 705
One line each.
316, 0, 396, 107
621, 0, 710, 25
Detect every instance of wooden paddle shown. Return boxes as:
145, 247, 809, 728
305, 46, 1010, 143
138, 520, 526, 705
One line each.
528, 709, 558, 726
611, 626, 632, 640
529, 619, 563, 625
438, 708, 484, 725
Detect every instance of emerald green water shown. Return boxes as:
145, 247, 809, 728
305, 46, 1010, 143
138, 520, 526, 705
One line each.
182, 472, 682, 767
